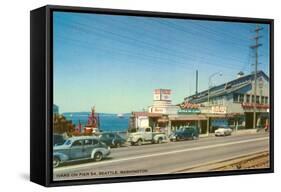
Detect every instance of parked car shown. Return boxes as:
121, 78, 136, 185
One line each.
99, 132, 127, 147
127, 127, 168, 146
53, 134, 65, 146
169, 126, 199, 141
53, 136, 111, 168
215, 126, 232, 136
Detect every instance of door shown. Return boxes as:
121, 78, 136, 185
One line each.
83, 139, 94, 158
184, 128, 192, 139
144, 128, 152, 141
70, 139, 85, 160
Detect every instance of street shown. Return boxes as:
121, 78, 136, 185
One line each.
53, 132, 269, 181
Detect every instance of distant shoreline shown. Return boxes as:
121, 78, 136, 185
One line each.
62, 112, 131, 117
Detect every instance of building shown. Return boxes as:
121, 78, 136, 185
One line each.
130, 89, 208, 135
148, 89, 179, 115
185, 71, 270, 131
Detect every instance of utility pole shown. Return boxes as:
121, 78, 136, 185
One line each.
251, 24, 263, 129
195, 70, 198, 94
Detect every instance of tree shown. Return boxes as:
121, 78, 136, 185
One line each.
53, 114, 75, 135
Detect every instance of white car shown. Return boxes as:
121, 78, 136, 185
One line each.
215, 127, 232, 136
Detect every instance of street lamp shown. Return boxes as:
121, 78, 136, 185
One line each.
207, 72, 223, 136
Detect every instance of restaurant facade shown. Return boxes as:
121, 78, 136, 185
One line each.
129, 71, 270, 135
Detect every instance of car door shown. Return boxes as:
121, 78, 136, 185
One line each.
144, 128, 152, 141
69, 139, 85, 160
183, 129, 190, 139
100, 134, 110, 146
83, 139, 94, 158
108, 133, 115, 145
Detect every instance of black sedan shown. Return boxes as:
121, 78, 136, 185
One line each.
99, 132, 127, 147
169, 126, 199, 141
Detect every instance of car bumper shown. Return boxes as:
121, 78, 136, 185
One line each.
215, 132, 224, 136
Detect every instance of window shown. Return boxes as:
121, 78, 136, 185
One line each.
238, 94, 244, 103
256, 96, 260, 104
92, 139, 99, 145
72, 140, 83, 147
65, 140, 71, 145
261, 96, 265, 104
145, 128, 151, 132
84, 139, 92, 146
265, 97, 269, 104
246, 94, 250, 103
233, 93, 239, 102
252, 95, 255, 103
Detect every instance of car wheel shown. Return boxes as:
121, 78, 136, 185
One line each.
115, 142, 121, 148
192, 135, 198, 140
94, 151, 103, 161
137, 139, 142, 146
158, 137, 163, 144
53, 157, 60, 168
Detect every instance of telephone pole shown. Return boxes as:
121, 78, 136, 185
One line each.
251, 24, 263, 129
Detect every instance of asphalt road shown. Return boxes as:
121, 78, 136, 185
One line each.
53, 132, 270, 181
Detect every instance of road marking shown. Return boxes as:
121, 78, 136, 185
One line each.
54, 136, 269, 172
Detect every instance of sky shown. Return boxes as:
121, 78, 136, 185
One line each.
53, 11, 270, 113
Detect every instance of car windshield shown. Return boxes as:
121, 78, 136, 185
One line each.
64, 139, 72, 145
220, 125, 229, 128
175, 129, 184, 133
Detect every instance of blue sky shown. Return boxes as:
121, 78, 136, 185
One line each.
53, 11, 270, 113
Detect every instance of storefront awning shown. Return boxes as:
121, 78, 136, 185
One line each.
169, 114, 207, 121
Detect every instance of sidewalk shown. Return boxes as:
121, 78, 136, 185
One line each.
199, 128, 266, 138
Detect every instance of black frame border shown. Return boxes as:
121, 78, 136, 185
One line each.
31, 4, 274, 187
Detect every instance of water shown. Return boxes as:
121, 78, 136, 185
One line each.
63, 112, 130, 132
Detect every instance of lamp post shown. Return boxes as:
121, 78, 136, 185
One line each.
207, 72, 223, 136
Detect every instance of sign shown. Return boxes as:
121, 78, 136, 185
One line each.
211, 106, 227, 114
152, 107, 165, 113
242, 103, 269, 109
154, 89, 171, 101
178, 109, 201, 114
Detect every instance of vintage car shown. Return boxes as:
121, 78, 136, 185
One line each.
127, 127, 168, 146
169, 126, 199, 141
53, 134, 65, 146
99, 132, 127, 147
215, 126, 232, 136
53, 136, 111, 168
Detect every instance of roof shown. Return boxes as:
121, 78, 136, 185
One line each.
67, 136, 99, 141
132, 112, 163, 117
186, 71, 269, 103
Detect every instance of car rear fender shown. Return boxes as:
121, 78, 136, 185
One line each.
91, 148, 105, 159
